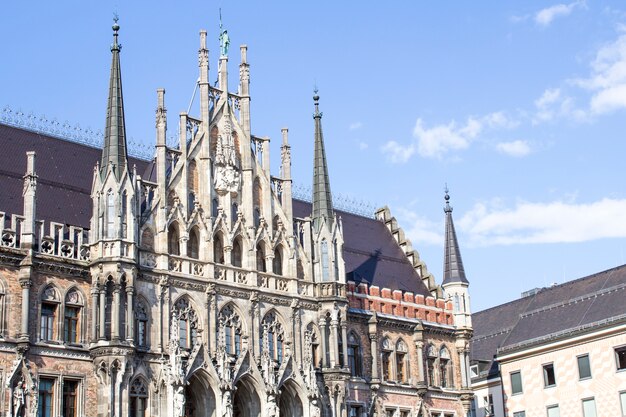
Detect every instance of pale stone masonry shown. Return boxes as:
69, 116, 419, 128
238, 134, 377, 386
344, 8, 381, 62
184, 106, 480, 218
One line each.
0, 19, 473, 417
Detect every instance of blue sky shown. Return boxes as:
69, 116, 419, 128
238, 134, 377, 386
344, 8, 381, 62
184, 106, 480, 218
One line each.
3, 1, 626, 312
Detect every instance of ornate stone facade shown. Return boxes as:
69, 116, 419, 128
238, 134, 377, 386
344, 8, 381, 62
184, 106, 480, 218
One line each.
0, 19, 473, 417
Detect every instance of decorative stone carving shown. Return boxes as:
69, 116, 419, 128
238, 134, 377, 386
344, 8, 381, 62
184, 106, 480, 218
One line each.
222, 390, 233, 417
213, 119, 241, 195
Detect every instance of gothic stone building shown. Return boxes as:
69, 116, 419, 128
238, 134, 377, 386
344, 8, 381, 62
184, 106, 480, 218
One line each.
0, 21, 473, 417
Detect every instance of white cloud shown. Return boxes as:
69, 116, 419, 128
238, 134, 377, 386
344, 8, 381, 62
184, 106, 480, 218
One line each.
533, 87, 586, 123
381, 140, 415, 163
358, 141, 368, 150
459, 197, 626, 245
381, 111, 519, 162
395, 208, 443, 247
349, 122, 362, 130
496, 140, 532, 157
573, 30, 626, 114
535, 1, 583, 26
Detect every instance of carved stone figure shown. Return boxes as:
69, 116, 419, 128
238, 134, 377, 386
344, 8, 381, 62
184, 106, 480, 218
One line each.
219, 29, 230, 56
222, 390, 233, 417
310, 398, 321, 417
174, 385, 185, 417
12, 378, 25, 417
265, 394, 279, 417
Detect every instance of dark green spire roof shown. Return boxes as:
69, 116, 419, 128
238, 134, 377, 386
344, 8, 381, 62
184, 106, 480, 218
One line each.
100, 17, 128, 179
312, 91, 333, 232
442, 188, 469, 285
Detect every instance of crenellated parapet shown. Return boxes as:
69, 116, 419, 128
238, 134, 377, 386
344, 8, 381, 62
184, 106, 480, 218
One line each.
375, 206, 439, 295
346, 280, 454, 326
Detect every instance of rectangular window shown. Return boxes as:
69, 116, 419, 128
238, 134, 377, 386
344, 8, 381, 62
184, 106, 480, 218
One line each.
484, 394, 494, 416
64, 307, 79, 343
620, 391, 626, 417
582, 398, 596, 417
616, 346, 626, 371
513, 412, 526, 417
41, 304, 56, 341
348, 406, 361, 417
511, 371, 523, 394
578, 354, 592, 379
547, 405, 560, 417
62, 380, 78, 417
38, 378, 55, 417
543, 363, 556, 387
396, 353, 406, 383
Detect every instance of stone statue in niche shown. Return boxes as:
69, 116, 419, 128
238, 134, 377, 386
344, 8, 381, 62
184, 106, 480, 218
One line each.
213, 120, 241, 195
222, 390, 233, 417
265, 394, 278, 417
12, 376, 25, 417
174, 385, 185, 417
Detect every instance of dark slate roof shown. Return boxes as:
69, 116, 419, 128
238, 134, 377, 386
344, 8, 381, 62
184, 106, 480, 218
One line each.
0, 123, 431, 297
293, 199, 431, 296
0, 123, 150, 228
471, 264, 626, 363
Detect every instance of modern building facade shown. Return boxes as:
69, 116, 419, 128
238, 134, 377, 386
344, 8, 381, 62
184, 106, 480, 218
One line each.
0, 20, 474, 417
470, 265, 626, 417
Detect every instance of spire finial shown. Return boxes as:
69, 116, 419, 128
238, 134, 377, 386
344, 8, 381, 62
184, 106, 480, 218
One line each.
111, 13, 121, 52
313, 86, 321, 117
444, 184, 453, 213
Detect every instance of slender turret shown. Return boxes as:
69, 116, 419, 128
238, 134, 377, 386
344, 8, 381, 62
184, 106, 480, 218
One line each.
311, 90, 334, 232
442, 188, 468, 285
100, 17, 128, 178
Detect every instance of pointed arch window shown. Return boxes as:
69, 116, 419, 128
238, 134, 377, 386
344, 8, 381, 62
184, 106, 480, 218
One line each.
232, 237, 243, 268
106, 190, 115, 239
261, 312, 284, 363
121, 190, 128, 238
212, 198, 219, 218
129, 378, 148, 417
40, 286, 60, 342
187, 227, 200, 259
273, 246, 283, 275
174, 298, 199, 349
168, 223, 180, 256
440, 346, 452, 388
231, 202, 239, 223
219, 304, 243, 356
426, 344, 438, 386
381, 337, 393, 381
64, 288, 83, 344
104, 280, 114, 340
256, 243, 266, 272
135, 300, 149, 348
347, 332, 362, 377
213, 233, 224, 264
140, 228, 154, 251
321, 239, 330, 281
396, 339, 409, 383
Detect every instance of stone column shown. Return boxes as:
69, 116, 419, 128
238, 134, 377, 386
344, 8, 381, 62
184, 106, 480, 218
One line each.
319, 317, 328, 368
368, 313, 379, 381
91, 286, 99, 341
126, 287, 134, 343
330, 318, 339, 367
464, 350, 471, 387
99, 288, 106, 340
208, 286, 217, 356
112, 284, 121, 341
292, 303, 302, 363
19, 279, 31, 338
415, 341, 425, 384
341, 322, 348, 368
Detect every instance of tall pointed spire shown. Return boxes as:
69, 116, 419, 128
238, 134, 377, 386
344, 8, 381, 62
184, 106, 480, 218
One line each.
312, 89, 334, 232
100, 16, 128, 179
442, 187, 468, 285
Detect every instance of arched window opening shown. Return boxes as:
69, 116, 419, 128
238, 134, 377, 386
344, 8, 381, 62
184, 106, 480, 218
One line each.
219, 305, 243, 356
64, 288, 83, 344
212, 198, 219, 218
347, 332, 362, 377
273, 246, 283, 275
187, 227, 200, 259
321, 239, 330, 281
381, 337, 393, 381
188, 160, 199, 214
305, 323, 320, 368
168, 223, 180, 256
40, 286, 60, 342
297, 260, 305, 280
121, 191, 128, 239
232, 238, 243, 268
338, 328, 345, 367
256, 243, 266, 272
106, 190, 115, 239
213, 233, 224, 264
333, 239, 340, 281
173, 298, 199, 349
253, 208, 261, 229
396, 339, 409, 383
231, 202, 239, 223
440, 346, 452, 388
104, 280, 114, 340
261, 312, 284, 363
119, 279, 128, 341
140, 228, 154, 251
454, 294, 460, 312
253, 177, 262, 228
135, 300, 149, 348
129, 378, 148, 417
426, 344, 438, 386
